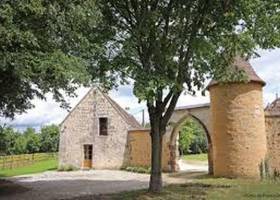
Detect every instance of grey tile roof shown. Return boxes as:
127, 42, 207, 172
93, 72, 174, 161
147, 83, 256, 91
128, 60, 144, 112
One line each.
265, 97, 280, 116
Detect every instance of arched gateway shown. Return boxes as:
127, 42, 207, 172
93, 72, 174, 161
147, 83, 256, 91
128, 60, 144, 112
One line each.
167, 103, 213, 174
127, 57, 271, 179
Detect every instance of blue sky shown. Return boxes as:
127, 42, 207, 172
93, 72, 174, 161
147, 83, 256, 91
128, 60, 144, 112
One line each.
1, 49, 280, 131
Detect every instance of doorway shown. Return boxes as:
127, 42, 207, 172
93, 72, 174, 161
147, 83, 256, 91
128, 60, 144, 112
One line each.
83, 144, 93, 169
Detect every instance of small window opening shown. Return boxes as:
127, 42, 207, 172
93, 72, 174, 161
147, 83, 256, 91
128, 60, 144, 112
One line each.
99, 117, 108, 136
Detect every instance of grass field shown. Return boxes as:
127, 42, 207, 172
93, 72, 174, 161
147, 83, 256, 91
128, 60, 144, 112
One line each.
183, 153, 208, 162
0, 158, 57, 177
91, 176, 280, 200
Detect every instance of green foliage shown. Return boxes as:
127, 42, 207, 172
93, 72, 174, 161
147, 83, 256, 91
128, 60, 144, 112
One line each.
98, 178, 280, 200
96, 0, 280, 104
0, 0, 103, 118
14, 135, 27, 154
40, 125, 59, 152
0, 124, 59, 155
122, 166, 151, 174
0, 125, 20, 155
57, 164, 78, 172
24, 128, 40, 154
179, 122, 195, 155
95, 1, 280, 191
179, 119, 207, 155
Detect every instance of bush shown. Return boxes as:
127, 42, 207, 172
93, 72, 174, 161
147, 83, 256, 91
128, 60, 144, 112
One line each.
121, 166, 151, 174
57, 165, 78, 171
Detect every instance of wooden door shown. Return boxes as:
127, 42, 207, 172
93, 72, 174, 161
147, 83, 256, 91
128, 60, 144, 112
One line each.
83, 144, 93, 168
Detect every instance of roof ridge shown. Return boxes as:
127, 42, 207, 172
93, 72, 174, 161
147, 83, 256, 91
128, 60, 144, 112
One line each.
60, 87, 95, 126
98, 88, 142, 129
265, 97, 280, 116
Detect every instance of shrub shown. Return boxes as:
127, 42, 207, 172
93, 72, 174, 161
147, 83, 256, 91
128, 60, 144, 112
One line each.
121, 166, 151, 174
57, 165, 77, 172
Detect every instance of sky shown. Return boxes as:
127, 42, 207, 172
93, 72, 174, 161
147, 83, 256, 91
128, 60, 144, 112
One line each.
1, 49, 280, 131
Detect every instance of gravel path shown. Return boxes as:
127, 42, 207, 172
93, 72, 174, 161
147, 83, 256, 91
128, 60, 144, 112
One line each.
178, 159, 208, 172
0, 163, 208, 200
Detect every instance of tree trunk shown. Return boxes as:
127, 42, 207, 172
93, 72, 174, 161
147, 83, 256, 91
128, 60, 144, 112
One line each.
149, 122, 163, 193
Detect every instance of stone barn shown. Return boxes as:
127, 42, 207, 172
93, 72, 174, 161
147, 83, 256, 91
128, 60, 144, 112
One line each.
59, 88, 141, 169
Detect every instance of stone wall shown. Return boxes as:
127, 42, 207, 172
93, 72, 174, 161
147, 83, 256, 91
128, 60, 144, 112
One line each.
59, 88, 130, 169
126, 129, 170, 171
209, 82, 267, 178
265, 115, 280, 175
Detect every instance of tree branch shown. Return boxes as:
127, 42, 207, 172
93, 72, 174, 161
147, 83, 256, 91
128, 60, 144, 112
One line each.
161, 90, 182, 131
178, 0, 211, 82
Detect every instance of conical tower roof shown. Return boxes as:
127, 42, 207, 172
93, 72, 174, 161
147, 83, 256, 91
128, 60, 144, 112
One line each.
207, 57, 266, 89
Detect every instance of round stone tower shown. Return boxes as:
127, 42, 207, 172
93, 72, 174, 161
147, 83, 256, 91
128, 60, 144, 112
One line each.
208, 57, 266, 178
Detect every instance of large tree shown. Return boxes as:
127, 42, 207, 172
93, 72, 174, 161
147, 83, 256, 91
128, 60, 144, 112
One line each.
96, 0, 280, 192
0, 0, 110, 118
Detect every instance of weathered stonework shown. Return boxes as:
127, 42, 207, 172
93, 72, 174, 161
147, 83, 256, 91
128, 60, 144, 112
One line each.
265, 98, 280, 175
126, 129, 170, 171
59, 88, 140, 169
265, 116, 280, 174
126, 104, 213, 173
209, 83, 267, 178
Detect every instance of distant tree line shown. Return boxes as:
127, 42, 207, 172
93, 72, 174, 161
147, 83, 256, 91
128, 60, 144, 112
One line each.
179, 119, 208, 155
0, 125, 59, 156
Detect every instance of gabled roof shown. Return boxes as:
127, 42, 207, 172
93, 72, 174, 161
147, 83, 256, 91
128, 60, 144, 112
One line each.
60, 87, 141, 129
60, 88, 94, 126
265, 97, 280, 116
207, 56, 266, 89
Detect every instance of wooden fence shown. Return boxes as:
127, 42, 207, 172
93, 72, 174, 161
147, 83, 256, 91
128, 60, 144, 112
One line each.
0, 152, 57, 170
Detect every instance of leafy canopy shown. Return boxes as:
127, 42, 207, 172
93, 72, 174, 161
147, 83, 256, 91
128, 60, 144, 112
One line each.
97, 0, 280, 106
96, 1, 280, 191
0, 124, 59, 155
0, 0, 113, 118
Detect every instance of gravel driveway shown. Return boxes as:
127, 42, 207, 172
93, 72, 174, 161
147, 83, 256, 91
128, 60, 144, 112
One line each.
0, 163, 208, 200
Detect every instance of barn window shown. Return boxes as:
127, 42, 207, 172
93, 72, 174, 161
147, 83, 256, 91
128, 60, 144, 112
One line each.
99, 117, 108, 136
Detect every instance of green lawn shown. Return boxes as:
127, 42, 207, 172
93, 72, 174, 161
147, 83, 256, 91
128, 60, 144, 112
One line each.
183, 153, 208, 162
0, 158, 58, 177
87, 176, 280, 200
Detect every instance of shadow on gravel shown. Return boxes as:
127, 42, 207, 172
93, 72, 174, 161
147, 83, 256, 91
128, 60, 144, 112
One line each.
0, 179, 30, 197
0, 179, 149, 200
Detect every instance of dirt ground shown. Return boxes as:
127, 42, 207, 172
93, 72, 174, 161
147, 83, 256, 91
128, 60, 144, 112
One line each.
0, 162, 207, 200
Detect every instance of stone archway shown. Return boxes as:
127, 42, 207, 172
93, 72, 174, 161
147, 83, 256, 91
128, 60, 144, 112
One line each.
167, 103, 213, 174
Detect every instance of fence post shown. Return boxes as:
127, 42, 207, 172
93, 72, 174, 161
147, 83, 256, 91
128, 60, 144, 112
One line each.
10, 155, 12, 169
2, 156, 4, 169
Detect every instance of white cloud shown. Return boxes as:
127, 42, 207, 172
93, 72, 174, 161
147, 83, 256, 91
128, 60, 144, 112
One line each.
1, 49, 279, 130
251, 49, 280, 104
